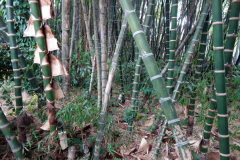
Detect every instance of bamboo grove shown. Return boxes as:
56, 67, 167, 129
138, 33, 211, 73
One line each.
0, 0, 240, 159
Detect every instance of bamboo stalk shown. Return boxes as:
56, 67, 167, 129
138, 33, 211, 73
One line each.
92, 0, 102, 109
100, 0, 108, 100
62, 0, 70, 96
28, 0, 57, 132
127, 0, 155, 131
120, 0, 192, 158
0, 16, 43, 96
165, 0, 170, 62
6, 0, 23, 115
171, 0, 211, 103
166, 0, 178, 94
224, 0, 240, 75
152, 116, 167, 159
187, 14, 209, 136
93, 16, 128, 160
0, 107, 23, 159
212, 0, 229, 159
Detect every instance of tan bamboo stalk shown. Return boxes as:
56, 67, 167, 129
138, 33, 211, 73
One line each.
62, 0, 70, 96
93, 16, 128, 160
81, 0, 95, 97
92, 0, 102, 108
99, 0, 108, 100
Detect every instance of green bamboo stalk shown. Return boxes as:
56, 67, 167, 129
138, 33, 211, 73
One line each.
0, 107, 23, 159
187, 14, 209, 136
0, 16, 43, 96
171, 0, 211, 103
127, 0, 155, 131
93, 16, 128, 160
166, 0, 178, 95
6, 0, 23, 115
212, 0, 229, 159
92, 0, 102, 109
165, 0, 170, 62
120, 0, 192, 158
201, 0, 240, 155
152, 116, 167, 160
200, 91, 217, 153
224, 0, 240, 75
28, 0, 56, 132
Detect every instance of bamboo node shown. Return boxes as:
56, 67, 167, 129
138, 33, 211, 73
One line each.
167, 77, 173, 79
208, 109, 217, 112
0, 122, 10, 129
15, 96, 22, 99
180, 71, 186, 74
150, 74, 162, 81
211, 99, 217, 102
215, 92, 226, 96
229, 17, 239, 20
166, 86, 173, 88
214, 70, 225, 73
13, 69, 20, 72
205, 123, 213, 126
10, 46, 18, 49
212, 21, 223, 25
219, 153, 231, 157
11, 59, 19, 62
133, 90, 138, 93
159, 97, 171, 104
7, 19, 15, 22
7, 33, 16, 36
125, 9, 135, 17
217, 114, 228, 117
0, 27, 7, 30
207, 115, 215, 119
142, 52, 153, 59
213, 46, 224, 50
224, 49, 233, 52
132, 30, 144, 37
168, 118, 180, 124
196, 65, 202, 67
5, 5, 13, 8
204, 130, 211, 134
226, 33, 237, 37
28, 76, 36, 81
14, 86, 22, 89
200, 43, 206, 45
218, 134, 229, 138
29, 1, 39, 4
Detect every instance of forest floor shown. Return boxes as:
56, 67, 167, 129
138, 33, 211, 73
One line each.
0, 87, 240, 160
